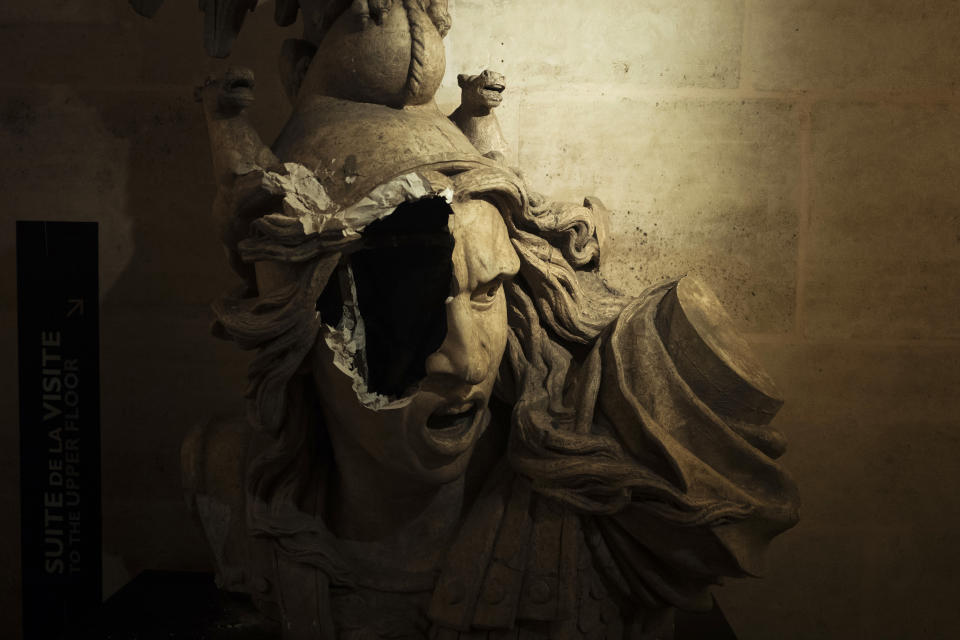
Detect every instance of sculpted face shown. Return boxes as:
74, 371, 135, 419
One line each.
312, 198, 520, 485
457, 70, 506, 110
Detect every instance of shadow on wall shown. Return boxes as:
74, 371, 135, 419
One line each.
87, 0, 300, 605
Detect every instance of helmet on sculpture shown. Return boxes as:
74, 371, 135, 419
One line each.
194, 0, 520, 297
272, 0, 498, 206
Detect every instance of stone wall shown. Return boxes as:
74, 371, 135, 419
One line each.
2, 1, 959, 638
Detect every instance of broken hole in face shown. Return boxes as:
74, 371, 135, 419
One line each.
316, 196, 454, 401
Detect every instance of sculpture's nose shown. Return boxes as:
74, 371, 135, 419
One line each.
424, 297, 488, 386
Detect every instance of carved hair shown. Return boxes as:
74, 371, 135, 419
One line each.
213, 163, 746, 544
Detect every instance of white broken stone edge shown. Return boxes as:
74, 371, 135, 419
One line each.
261, 163, 454, 238
273, 167, 454, 410
319, 263, 411, 411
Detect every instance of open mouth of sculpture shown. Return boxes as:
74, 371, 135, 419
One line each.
482, 83, 505, 102
423, 400, 483, 455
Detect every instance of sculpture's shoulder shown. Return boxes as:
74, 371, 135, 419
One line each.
181, 415, 259, 592
590, 278, 799, 608
608, 276, 786, 430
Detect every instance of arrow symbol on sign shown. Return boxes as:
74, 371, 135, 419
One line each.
67, 299, 84, 317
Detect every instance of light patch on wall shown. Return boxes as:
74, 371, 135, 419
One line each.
0, 86, 133, 301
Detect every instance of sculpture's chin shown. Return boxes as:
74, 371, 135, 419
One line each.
389, 395, 485, 486
481, 89, 504, 107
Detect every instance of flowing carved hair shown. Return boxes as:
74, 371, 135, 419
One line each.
213, 161, 745, 546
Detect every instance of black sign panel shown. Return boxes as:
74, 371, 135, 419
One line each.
17, 221, 101, 639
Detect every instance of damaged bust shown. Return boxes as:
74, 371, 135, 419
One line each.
166, 1, 800, 638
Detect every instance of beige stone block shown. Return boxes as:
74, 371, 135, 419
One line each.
127, 0, 295, 101
723, 525, 866, 639
725, 523, 960, 640
0, 4, 291, 108
805, 102, 960, 340
0, 87, 247, 310
857, 526, 960, 639
444, 0, 744, 91
0, 23, 145, 87
518, 95, 800, 333
747, 0, 960, 91
757, 342, 960, 525
759, 341, 960, 431
0, 87, 131, 310
722, 341, 960, 639
749, 341, 960, 640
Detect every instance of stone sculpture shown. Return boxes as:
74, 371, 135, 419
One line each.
448, 70, 510, 162
133, 0, 800, 637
